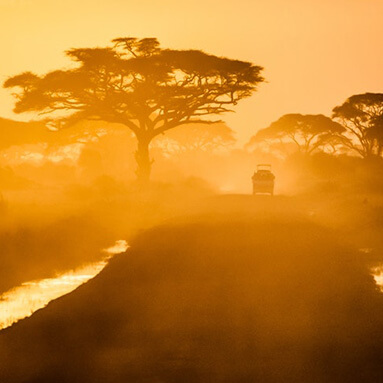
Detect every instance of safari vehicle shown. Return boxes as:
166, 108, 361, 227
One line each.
252, 164, 275, 196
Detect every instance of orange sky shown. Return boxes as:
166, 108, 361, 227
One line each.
1, 0, 382, 144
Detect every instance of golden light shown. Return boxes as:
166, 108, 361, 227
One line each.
0, 240, 129, 330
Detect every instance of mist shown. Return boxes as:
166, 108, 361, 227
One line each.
0, 8, 382, 381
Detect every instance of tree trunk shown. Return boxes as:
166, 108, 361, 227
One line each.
135, 135, 152, 184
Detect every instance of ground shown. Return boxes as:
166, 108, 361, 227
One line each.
1, 196, 383, 382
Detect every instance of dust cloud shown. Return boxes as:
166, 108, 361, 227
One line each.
1, 110, 383, 383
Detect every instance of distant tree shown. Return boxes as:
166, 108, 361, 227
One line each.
249, 114, 345, 155
368, 115, 383, 156
4, 37, 264, 182
153, 122, 236, 156
332, 93, 383, 158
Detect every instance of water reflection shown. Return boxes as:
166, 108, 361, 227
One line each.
0, 240, 128, 330
372, 265, 383, 292
2, 241, 381, 331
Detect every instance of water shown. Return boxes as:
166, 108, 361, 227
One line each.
0, 240, 128, 330
372, 265, 383, 292
1, 242, 381, 330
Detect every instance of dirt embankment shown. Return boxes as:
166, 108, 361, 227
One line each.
1, 211, 383, 383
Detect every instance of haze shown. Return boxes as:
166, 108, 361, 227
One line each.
1, 0, 382, 144
0, 1, 383, 382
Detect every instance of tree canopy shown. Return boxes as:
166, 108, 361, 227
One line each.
153, 122, 235, 156
250, 114, 344, 155
4, 37, 264, 182
332, 93, 383, 158
368, 115, 383, 156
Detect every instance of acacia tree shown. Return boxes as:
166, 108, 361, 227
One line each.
368, 115, 383, 156
249, 114, 345, 155
153, 122, 236, 156
4, 37, 264, 182
332, 93, 383, 158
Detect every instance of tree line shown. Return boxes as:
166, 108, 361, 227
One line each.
3, 36, 382, 184
249, 93, 383, 158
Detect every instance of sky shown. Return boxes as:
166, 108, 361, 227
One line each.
1, 0, 382, 144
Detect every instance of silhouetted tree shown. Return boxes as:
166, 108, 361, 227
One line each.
369, 115, 383, 156
249, 114, 344, 155
4, 37, 264, 182
153, 122, 236, 156
332, 93, 383, 158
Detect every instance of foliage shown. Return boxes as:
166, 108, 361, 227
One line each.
153, 122, 236, 156
4, 37, 264, 181
332, 93, 383, 157
249, 114, 344, 155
